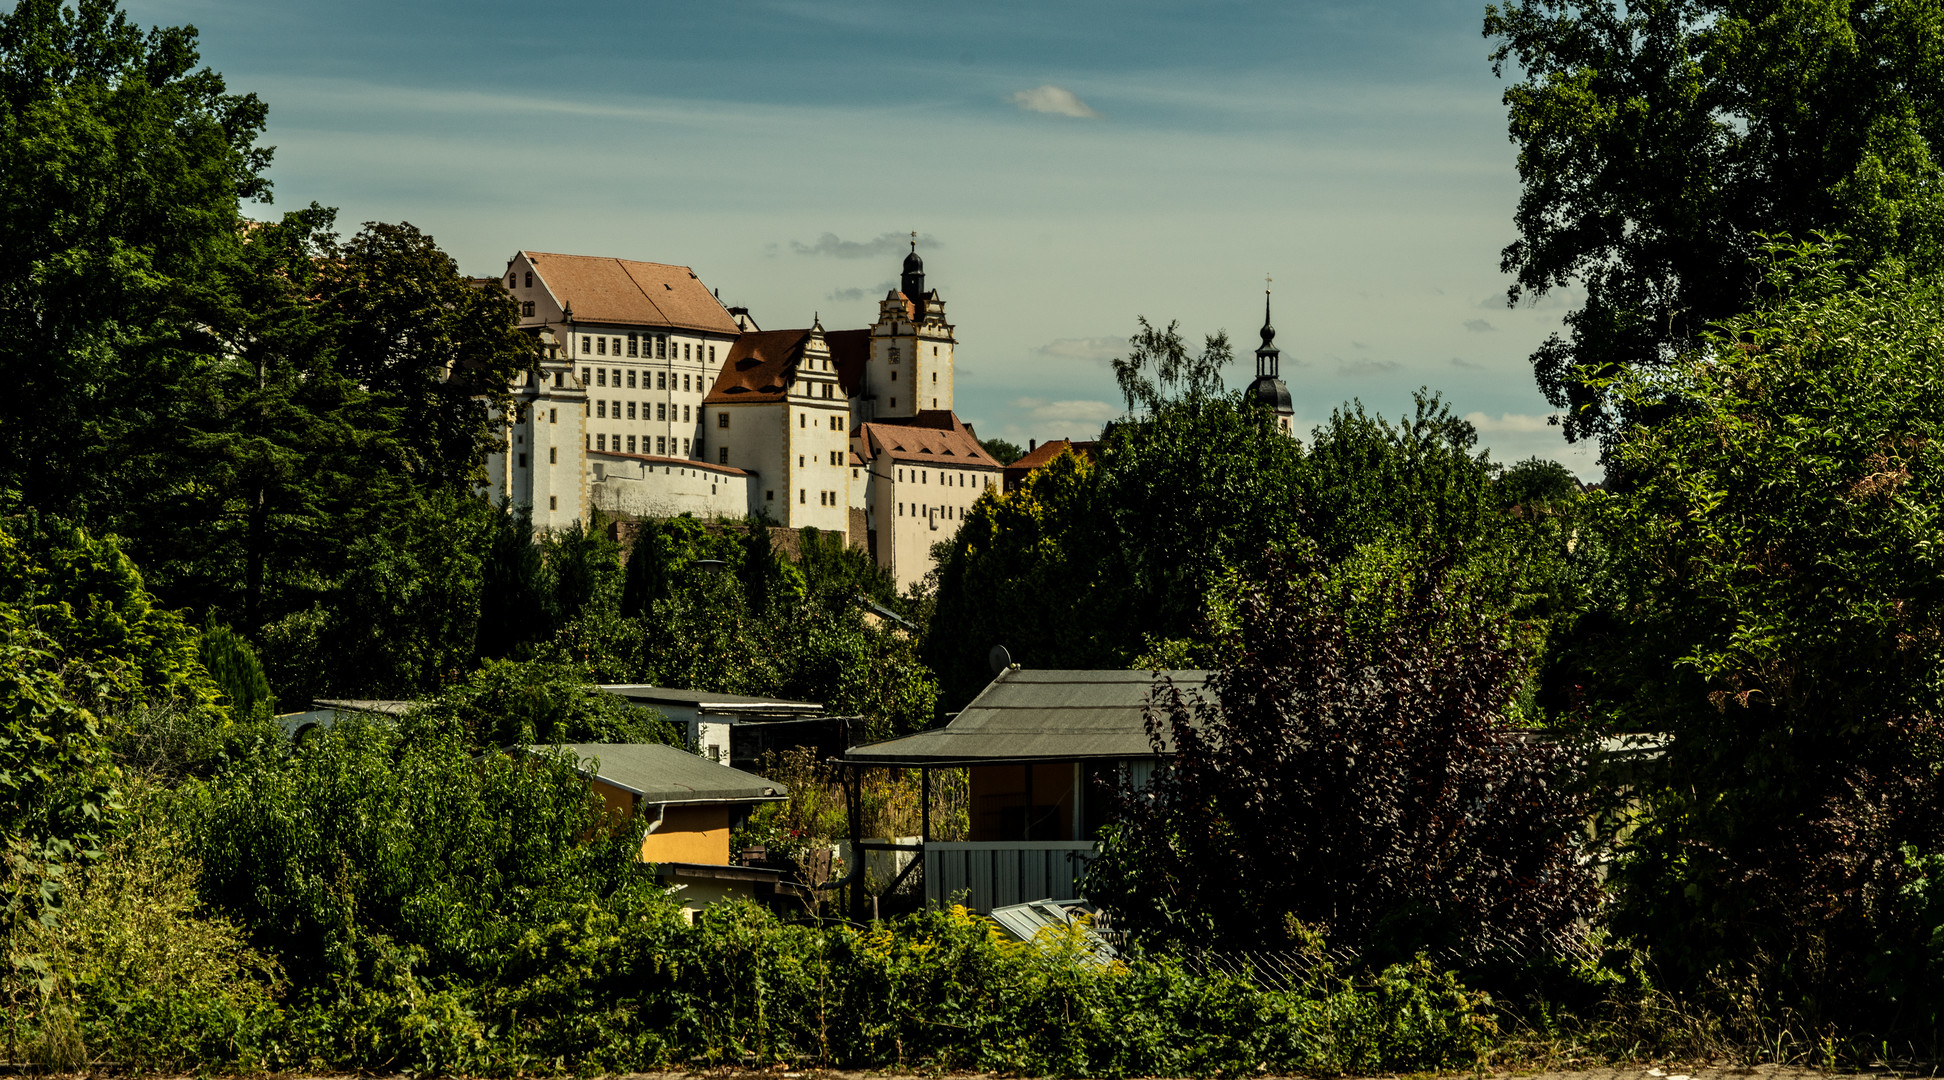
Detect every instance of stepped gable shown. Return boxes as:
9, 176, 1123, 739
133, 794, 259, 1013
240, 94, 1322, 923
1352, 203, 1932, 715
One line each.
524, 251, 742, 335
854, 411, 1001, 469
704, 329, 813, 404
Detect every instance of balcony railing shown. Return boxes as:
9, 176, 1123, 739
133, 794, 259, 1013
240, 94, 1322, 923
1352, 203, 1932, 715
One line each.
922, 841, 1096, 912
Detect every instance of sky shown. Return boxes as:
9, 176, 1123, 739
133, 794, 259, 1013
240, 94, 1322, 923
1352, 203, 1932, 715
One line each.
130, 0, 1598, 478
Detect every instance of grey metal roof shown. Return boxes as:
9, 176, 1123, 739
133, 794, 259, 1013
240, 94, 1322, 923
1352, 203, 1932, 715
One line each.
599, 684, 823, 715
528, 742, 789, 805
845, 669, 1206, 765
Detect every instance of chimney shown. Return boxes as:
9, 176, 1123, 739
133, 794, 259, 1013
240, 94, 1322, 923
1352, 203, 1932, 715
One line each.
1029, 439, 1036, 452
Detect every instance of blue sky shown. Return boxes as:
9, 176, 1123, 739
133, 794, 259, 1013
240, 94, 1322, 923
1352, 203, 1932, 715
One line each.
132, 0, 1596, 477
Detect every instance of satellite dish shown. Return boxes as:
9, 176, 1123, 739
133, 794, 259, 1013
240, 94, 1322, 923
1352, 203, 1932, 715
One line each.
988, 645, 1013, 677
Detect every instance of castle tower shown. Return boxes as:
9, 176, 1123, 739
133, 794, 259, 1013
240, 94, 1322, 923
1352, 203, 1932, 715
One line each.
864, 236, 956, 419
1247, 289, 1295, 435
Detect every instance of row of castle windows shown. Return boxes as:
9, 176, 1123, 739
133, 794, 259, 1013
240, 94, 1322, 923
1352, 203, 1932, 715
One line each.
596, 400, 689, 423
591, 433, 690, 456
579, 334, 714, 362
585, 368, 698, 391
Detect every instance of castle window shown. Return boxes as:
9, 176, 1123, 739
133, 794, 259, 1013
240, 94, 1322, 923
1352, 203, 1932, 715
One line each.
521, 301, 535, 317
890, 398, 896, 407
684, 343, 691, 360
596, 400, 606, 419
683, 405, 690, 422
517, 452, 527, 468
628, 435, 637, 452
524, 271, 532, 288
507, 273, 515, 289
627, 402, 636, 420
888, 347, 900, 364
718, 412, 729, 428
766, 490, 774, 501
890, 371, 898, 382
550, 447, 557, 463
627, 370, 637, 388
597, 337, 607, 356
719, 447, 729, 464
799, 414, 806, 428
581, 336, 591, 355
933, 346, 938, 355
657, 403, 667, 421
612, 337, 621, 355
799, 489, 806, 504
932, 371, 937, 382
552, 371, 560, 387
657, 336, 667, 359
628, 334, 638, 358
656, 372, 666, 390
550, 495, 557, 511
709, 346, 716, 362
599, 369, 608, 387
657, 437, 666, 454
683, 438, 690, 454
580, 367, 590, 385
549, 408, 557, 424
596, 434, 606, 450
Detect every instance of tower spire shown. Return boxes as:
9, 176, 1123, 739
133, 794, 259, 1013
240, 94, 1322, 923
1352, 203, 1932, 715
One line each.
1245, 277, 1294, 432
1256, 280, 1279, 378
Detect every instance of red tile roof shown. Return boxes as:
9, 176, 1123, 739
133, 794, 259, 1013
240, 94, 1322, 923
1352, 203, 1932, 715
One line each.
1003, 439, 1098, 489
525, 251, 742, 335
703, 329, 812, 404
854, 412, 1002, 470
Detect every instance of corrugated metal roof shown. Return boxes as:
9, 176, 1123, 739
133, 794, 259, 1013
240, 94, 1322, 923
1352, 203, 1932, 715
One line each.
845, 669, 1206, 764
599, 685, 823, 713
527, 742, 789, 805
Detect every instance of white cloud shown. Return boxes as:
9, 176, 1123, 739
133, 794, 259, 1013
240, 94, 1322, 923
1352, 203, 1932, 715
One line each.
1010, 85, 1100, 118
793, 232, 939, 258
1463, 318, 1496, 332
1462, 411, 1559, 434
984, 396, 1121, 444
1036, 336, 1124, 364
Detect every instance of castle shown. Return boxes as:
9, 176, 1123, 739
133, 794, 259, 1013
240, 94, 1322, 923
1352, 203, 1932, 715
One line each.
480, 243, 1004, 588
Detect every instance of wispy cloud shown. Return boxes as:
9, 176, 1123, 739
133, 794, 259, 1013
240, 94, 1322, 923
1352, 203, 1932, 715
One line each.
792, 232, 940, 258
1009, 396, 1120, 425
1035, 336, 1124, 364
1338, 359, 1401, 376
1450, 357, 1482, 369
1462, 411, 1561, 434
1463, 318, 1496, 332
828, 280, 897, 303
1010, 85, 1100, 118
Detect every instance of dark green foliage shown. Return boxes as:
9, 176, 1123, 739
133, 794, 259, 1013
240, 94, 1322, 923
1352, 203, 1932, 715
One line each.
196, 622, 273, 722
0, 514, 220, 922
0, 0, 271, 523
477, 503, 550, 659
188, 710, 647, 984
1111, 316, 1232, 412
1587, 240, 1944, 1030
978, 436, 1025, 465
542, 514, 621, 628
1486, 0, 1944, 445
1086, 559, 1598, 956
1496, 456, 1581, 509
417, 659, 678, 749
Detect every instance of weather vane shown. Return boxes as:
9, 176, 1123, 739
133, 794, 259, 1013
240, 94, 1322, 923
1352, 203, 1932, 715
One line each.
1266, 274, 1273, 294
911, 230, 917, 251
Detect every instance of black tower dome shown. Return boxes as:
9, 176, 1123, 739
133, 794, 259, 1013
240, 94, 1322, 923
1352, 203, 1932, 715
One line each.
1246, 289, 1294, 417
901, 234, 925, 298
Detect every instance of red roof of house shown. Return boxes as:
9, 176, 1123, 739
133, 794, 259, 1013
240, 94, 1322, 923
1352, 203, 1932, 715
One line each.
703, 329, 813, 404
854, 412, 1002, 470
524, 251, 742, 335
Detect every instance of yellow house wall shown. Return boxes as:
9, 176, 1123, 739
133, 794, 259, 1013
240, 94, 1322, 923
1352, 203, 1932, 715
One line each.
639, 803, 732, 864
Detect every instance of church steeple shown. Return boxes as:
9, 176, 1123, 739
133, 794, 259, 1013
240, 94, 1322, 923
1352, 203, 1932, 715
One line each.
1256, 289, 1279, 379
1245, 281, 1295, 433
901, 233, 925, 300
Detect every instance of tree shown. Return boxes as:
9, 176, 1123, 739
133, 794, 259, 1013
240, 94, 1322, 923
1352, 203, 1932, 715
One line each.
1085, 558, 1599, 955
978, 437, 1024, 465
0, 0, 271, 522
196, 621, 273, 722
418, 659, 677, 749
1590, 240, 1944, 1025
1486, 0, 1944, 446
1110, 317, 1232, 413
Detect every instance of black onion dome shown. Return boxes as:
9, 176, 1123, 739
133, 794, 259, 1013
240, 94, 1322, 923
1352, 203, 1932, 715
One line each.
1248, 375, 1293, 412
903, 247, 924, 274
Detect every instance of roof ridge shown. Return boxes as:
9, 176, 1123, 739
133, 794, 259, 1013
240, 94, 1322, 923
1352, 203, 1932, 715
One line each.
616, 257, 677, 326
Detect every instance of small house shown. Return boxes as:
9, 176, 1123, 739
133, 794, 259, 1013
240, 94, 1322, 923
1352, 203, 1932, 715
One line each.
533, 741, 801, 917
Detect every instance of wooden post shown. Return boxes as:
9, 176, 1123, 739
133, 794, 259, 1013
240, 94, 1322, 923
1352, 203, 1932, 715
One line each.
848, 765, 866, 923
1023, 763, 1035, 841
921, 767, 931, 843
